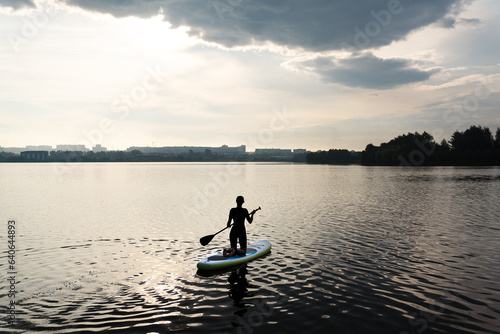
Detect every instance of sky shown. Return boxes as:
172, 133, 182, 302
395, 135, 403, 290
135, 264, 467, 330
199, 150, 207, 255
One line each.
1, 0, 499, 152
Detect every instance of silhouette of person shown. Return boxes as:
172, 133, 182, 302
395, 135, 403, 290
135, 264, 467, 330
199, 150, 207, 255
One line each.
223, 196, 254, 256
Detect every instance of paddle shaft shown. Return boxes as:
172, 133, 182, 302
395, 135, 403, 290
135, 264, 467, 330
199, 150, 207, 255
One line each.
211, 223, 232, 238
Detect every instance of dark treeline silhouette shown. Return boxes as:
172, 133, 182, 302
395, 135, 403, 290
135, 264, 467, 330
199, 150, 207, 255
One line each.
306, 149, 360, 164
46, 150, 248, 162
1, 149, 306, 163
361, 125, 500, 166
0, 151, 19, 162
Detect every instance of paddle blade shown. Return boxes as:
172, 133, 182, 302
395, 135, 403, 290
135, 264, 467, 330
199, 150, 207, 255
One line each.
200, 234, 214, 246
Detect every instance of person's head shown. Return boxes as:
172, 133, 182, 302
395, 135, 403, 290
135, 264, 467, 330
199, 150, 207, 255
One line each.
236, 196, 244, 206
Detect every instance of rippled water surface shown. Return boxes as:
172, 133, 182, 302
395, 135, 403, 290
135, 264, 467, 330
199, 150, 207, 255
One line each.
1, 163, 500, 333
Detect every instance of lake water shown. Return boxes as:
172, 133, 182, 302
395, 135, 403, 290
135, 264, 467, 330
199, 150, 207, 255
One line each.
1, 163, 499, 333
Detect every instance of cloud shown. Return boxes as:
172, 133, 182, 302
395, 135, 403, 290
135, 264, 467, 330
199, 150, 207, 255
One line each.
437, 15, 482, 28
0, 0, 473, 90
285, 53, 440, 89
9, 0, 470, 52
0, 0, 36, 10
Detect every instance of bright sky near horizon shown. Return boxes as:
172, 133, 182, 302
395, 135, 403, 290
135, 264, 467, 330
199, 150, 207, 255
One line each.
1, 0, 499, 151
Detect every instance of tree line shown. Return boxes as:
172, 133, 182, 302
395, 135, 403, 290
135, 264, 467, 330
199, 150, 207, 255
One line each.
306, 149, 360, 164
306, 125, 500, 166
362, 125, 500, 166
0, 149, 304, 163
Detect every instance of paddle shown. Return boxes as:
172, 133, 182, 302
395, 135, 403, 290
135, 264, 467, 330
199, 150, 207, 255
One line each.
200, 207, 261, 246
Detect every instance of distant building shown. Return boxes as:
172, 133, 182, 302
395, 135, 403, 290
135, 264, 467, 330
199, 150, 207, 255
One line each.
127, 145, 246, 156
21, 151, 49, 161
92, 144, 107, 152
253, 148, 292, 160
56, 144, 88, 151
254, 148, 292, 155
1, 146, 53, 154
0, 147, 24, 154
26, 145, 53, 151
252, 148, 310, 160
254, 148, 292, 157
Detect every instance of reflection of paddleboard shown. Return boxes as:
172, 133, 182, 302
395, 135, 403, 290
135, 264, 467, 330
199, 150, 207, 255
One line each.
197, 240, 271, 271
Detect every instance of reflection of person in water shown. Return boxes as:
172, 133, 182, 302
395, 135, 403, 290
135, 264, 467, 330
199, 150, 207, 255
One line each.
224, 196, 254, 256
228, 265, 248, 306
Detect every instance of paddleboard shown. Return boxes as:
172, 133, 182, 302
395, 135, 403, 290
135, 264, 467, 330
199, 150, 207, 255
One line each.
197, 240, 271, 271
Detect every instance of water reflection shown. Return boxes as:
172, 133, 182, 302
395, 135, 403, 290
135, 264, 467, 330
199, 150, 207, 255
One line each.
228, 265, 249, 307
1, 164, 499, 333
225, 264, 279, 334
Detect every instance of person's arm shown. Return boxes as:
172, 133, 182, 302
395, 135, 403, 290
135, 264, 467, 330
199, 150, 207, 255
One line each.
227, 209, 233, 227
247, 209, 254, 224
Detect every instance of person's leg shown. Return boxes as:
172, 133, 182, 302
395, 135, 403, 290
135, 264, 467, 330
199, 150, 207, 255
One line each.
230, 229, 237, 249
226, 230, 238, 256
238, 233, 247, 255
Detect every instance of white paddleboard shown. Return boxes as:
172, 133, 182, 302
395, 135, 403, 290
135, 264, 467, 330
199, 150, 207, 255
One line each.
197, 240, 271, 271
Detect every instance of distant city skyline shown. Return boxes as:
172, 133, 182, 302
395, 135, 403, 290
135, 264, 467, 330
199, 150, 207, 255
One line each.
1, 1, 499, 152
0, 143, 312, 154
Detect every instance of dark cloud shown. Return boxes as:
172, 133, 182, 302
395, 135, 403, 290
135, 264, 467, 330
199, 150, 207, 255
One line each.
438, 16, 482, 28
0, 0, 467, 89
0, 0, 36, 10
29, 0, 470, 51
439, 16, 458, 28
291, 54, 440, 89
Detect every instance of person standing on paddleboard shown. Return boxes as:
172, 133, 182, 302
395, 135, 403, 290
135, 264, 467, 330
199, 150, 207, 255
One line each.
224, 196, 255, 256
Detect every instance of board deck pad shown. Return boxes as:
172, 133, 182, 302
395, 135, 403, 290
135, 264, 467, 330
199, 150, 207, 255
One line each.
197, 240, 271, 271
